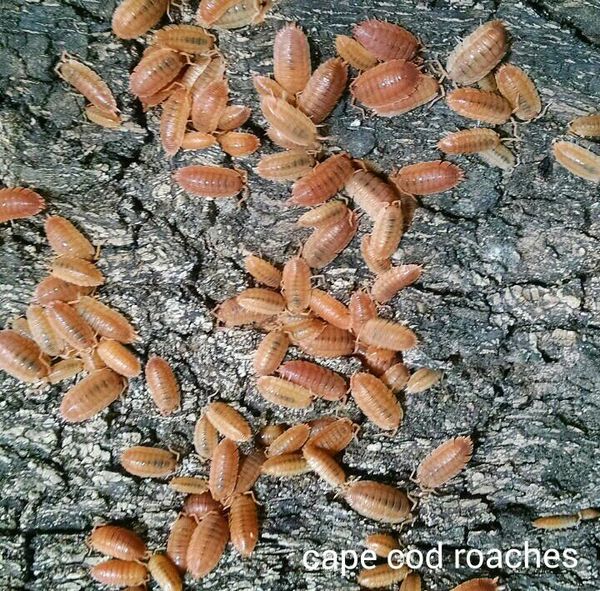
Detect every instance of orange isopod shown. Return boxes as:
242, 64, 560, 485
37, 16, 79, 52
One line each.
261, 96, 318, 148
85, 105, 121, 128
89, 525, 147, 561
309, 289, 351, 330
256, 376, 313, 409
381, 362, 410, 393
145, 355, 180, 415
153, 24, 214, 54
218, 131, 261, 157
569, 114, 600, 138
186, 511, 229, 579
368, 201, 404, 259
343, 479, 411, 523
233, 449, 265, 494
218, 104, 252, 130
209, 437, 239, 501
148, 553, 182, 591
253, 75, 292, 103
266, 126, 306, 149
191, 79, 229, 133
391, 161, 464, 196
46, 301, 96, 350
359, 318, 417, 351
307, 417, 356, 453
44, 215, 95, 260
437, 128, 501, 154
0, 187, 45, 223
212, 0, 270, 30
352, 60, 420, 108
552, 141, 600, 182
229, 493, 259, 557
349, 291, 377, 334
364, 532, 400, 557
297, 201, 350, 228
160, 87, 192, 156
0, 330, 49, 382
182, 491, 222, 518
181, 131, 217, 151
257, 424, 286, 448
48, 358, 84, 384
261, 453, 310, 477
174, 165, 245, 198
112, 0, 169, 39
194, 414, 219, 460
371, 265, 422, 303
296, 324, 355, 358
297, 58, 348, 124
167, 515, 197, 573
60, 368, 125, 422
266, 423, 310, 456
373, 74, 440, 117
335, 35, 377, 71
26, 305, 64, 357
140, 83, 177, 111
244, 254, 281, 288
254, 330, 290, 376
303, 444, 346, 488
279, 314, 326, 344
357, 344, 397, 376
97, 339, 141, 377
90, 559, 148, 586
256, 150, 315, 181
308, 416, 337, 436
495, 64, 541, 120
181, 56, 216, 90
57, 56, 118, 114
130, 49, 186, 97
282, 257, 311, 313
446, 88, 512, 125
416, 435, 474, 489
121, 446, 178, 478
446, 20, 508, 85
531, 514, 580, 530
289, 153, 354, 206
350, 372, 403, 431
205, 401, 252, 442
273, 23, 311, 95
353, 19, 419, 61
302, 213, 358, 269
196, 0, 236, 25
360, 235, 392, 275
214, 297, 275, 327
51, 255, 104, 287
344, 170, 398, 219
237, 288, 285, 315
169, 476, 209, 494
358, 564, 409, 589
406, 368, 442, 393
278, 360, 346, 401
451, 578, 499, 591
75, 296, 138, 343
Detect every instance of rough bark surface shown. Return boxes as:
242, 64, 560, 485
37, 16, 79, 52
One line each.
1, 1, 599, 590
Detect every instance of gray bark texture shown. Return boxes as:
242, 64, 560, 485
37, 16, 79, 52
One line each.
1, 0, 600, 590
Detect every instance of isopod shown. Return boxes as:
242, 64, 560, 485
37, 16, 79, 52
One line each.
278, 360, 347, 402
282, 257, 311, 313
0, 187, 45, 223
46, 301, 96, 350
335, 35, 377, 71
148, 553, 182, 591
296, 324, 355, 358
130, 49, 186, 97
344, 170, 398, 219
84, 106, 121, 129
237, 288, 285, 315
358, 344, 397, 376
360, 235, 392, 275
256, 150, 316, 181
580, 508, 600, 521
256, 376, 312, 409
416, 435, 474, 489
400, 572, 422, 591
437, 128, 501, 155
186, 511, 229, 579
97, 339, 141, 377
352, 60, 420, 108
192, 79, 229, 133
280, 314, 326, 344
446, 20, 508, 85
219, 131, 261, 157
112, 0, 169, 39
174, 165, 245, 198
183, 491, 222, 518
306, 418, 356, 453
359, 318, 418, 351
358, 564, 409, 589
303, 444, 346, 488
229, 493, 259, 557
302, 212, 358, 269
257, 424, 287, 447
254, 330, 289, 376
75, 296, 138, 343
381, 362, 410, 393
297, 201, 350, 228
391, 161, 464, 196
26, 305, 64, 357
267, 126, 306, 149
145, 355, 180, 415
212, 0, 270, 29
353, 20, 419, 61
478, 144, 516, 170
309, 289, 351, 330
451, 578, 499, 591
181, 131, 217, 150
48, 358, 84, 384
273, 23, 311, 95
552, 141, 600, 182
350, 372, 403, 431
169, 476, 209, 494
532, 514, 580, 530
290, 153, 354, 206
197, 0, 239, 25
121, 446, 178, 478
51, 255, 104, 286
343, 480, 411, 523
266, 423, 310, 456
261, 96, 318, 148
308, 416, 338, 437
167, 515, 197, 573
60, 368, 125, 422
209, 437, 239, 502
214, 297, 274, 327
205, 401, 252, 442
495, 63, 541, 120
446, 88, 512, 125
233, 449, 265, 494
253, 75, 292, 103
261, 453, 309, 477
44, 216, 95, 260
89, 525, 147, 561
349, 291, 377, 334
569, 114, 600, 138
244, 254, 282, 288
160, 86, 192, 156
153, 24, 214, 55
371, 265, 422, 303
373, 74, 440, 117
218, 105, 252, 130
183, 55, 222, 91
364, 533, 400, 557
90, 559, 148, 586
194, 414, 219, 459
368, 201, 404, 259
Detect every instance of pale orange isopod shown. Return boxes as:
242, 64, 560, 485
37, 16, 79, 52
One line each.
129, 49, 186, 97
90, 559, 148, 587
212, 0, 270, 30
261, 453, 310, 477
364, 533, 400, 557
302, 213, 358, 269
391, 161, 464, 196
371, 265, 422, 303
218, 105, 252, 131
167, 515, 197, 573
209, 437, 239, 501
60, 368, 125, 422
194, 414, 219, 460
191, 79, 229, 133
309, 289, 352, 330
278, 360, 347, 402
256, 150, 316, 181
358, 564, 410, 589
47, 358, 84, 384
359, 318, 418, 351
303, 444, 346, 488
349, 290, 377, 334
351, 60, 420, 108
266, 423, 310, 456
44, 216, 95, 260
182, 55, 220, 91
244, 254, 282, 288
51, 255, 104, 287
282, 257, 311, 313
416, 435, 474, 489
335, 35, 377, 71
478, 144, 516, 170
531, 515, 581, 530
148, 553, 182, 591
373, 74, 440, 117
437, 128, 501, 155
569, 114, 600, 138
446, 88, 512, 125
205, 401, 252, 442
253, 75, 292, 103
353, 19, 419, 61
296, 324, 355, 358
181, 131, 217, 151
279, 314, 326, 344
381, 362, 410, 393
552, 141, 600, 182
46, 301, 96, 350
257, 424, 287, 448
256, 376, 313, 409
233, 449, 265, 495
350, 372, 403, 430
97, 339, 141, 378
266, 125, 307, 149
495, 63, 541, 120
343, 480, 411, 523
174, 165, 245, 198
307, 416, 337, 436
121, 446, 178, 478
75, 296, 138, 343
169, 476, 209, 494
451, 578, 499, 591
446, 20, 508, 85
160, 86, 192, 156
182, 491, 222, 518
112, 0, 169, 39
89, 525, 147, 561
237, 288, 285, 315
344, 170, 398, 219
253, 330, 290, 376
153, 24, 215, 55
25, 305, 64, 357
145, 355, 180, 415
307, 417, 356, 453
368, 201, 404, 259
0, 187, 45, 223
186, 511, 229, 579
214, 296, 274, 327
358, 344, 397, 376
261, 96, 318, 148
406, 368, 442, 393
273, 23, 311, 95
360, 235, 392, 275
297, 201, 350, 228
229, 493, 259, 557
218, 132, 261, 157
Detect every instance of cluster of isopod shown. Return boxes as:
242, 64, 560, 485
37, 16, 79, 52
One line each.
552, 113, 600, 182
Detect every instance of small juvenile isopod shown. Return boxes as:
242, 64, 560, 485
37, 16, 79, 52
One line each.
349, 290, 377, 334
381, 362, 410, 393
344, 170, 398, 219
186, 511, 229, 579
90, 559, 148, 586
51, 255, 104, 287
261, 453, 310, 477
229, 492, 259, 557
364, 532, 400, 557
192, 79, 229, 133
297, 201, 350, 228
373, 74, 439, 117
309, 289, 351, 330
531, 514, 580, 530
233, 449, 265, 495
153, 24, 215, 55
257, 424, 287, 447
169, 476, 209, 494
244, 254, 282, 288
97, 339, 141, 377
295, 324, 355, 358
451, 578, 499, 591
60, 368, 125, 422
350, 372, 403, 431
256, 150, 315, 181
353, 19, 419, 61
145, 355, 180, 415
400, 572, 422, 591
174, 165, 245, 198
552, 141, 600, 182
167, 515, 197, 573
446, 20, 508, 85
301, 213, 358, 269
212, 0, 270, 29
205, 401, 252, 442
568, 114, 600, 138
209, 437, 239, 501
147, 553, 182, 591
266, 423, 310, 456
194, 414, 219, 460
416, 435, 474, 489
181, 131, 217, 151
446, 88, 512, 125
371, 265, 423, 303
273, 23, 311, 95
478, 144, 516, 170
130, 49, 186, 97
343, 479, 411, 523
218, 105, 252, 130
261, 96, 318, 148
437, 128, 501, 155
182, 491, 222, 518
358, 564, 409, 589
282, 257, 311, 313
254, 330, 290, 376
46, 301, 96, 351
218, 131, 261, 157
307, 417, 356, 453
112, 0, 169, 39
88, 525, 147, 561
303, 444, 346, 488
237, 288, 285, 315
26, 305, 64, 357
256, 376, 313, 409
44, 216, 95, 260
352, 60, 420, 108
391, 161, 464, 196
335, 35, 377, 71
495, 63, 541, 121
359, 318, 418, 351
121, 446, 178, 478
0, 187, 45, 223
214, 297, 274, 327
368, 201, 404, 259
75, 296, 138, 343
160, 86, 192, 156
48, 358, 84, 384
